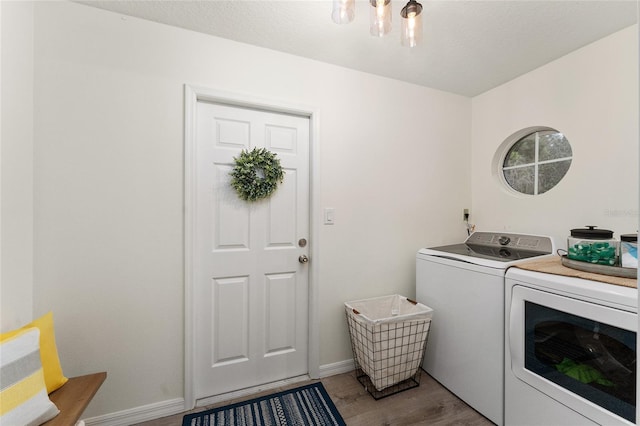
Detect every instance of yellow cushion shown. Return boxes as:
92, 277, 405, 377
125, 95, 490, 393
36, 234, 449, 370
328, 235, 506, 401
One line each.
0, 328, 60, 425
1, 312, 68, 393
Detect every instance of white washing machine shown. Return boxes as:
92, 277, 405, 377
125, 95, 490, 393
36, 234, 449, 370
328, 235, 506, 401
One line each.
505, 267, 637, 425
416, 232, 555, 425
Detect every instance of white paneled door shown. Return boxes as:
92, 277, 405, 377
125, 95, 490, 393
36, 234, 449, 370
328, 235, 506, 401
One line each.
194, 101, 310, 400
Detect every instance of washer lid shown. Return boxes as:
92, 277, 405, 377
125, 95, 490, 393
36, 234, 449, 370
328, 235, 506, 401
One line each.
428, 242, 550, 262
419, 232, 555, 267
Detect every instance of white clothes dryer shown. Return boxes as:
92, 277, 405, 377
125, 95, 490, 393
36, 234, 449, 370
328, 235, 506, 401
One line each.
505, 267, 637, 425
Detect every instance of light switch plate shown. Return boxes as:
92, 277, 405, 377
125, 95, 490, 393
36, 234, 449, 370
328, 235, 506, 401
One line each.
324, 208, 335, 225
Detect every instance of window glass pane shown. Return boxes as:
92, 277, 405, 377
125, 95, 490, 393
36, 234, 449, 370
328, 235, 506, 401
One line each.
539, 131, 572, 161
499, 128, 572, 195
538, 160, 571, 194
504, 135, 535, 167
504, 165, 535, 195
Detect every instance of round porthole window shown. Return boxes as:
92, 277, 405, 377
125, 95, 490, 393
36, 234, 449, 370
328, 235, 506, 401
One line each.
496, 127, 572, 195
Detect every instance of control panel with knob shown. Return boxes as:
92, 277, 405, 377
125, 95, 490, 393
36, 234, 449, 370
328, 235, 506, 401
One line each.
498, 236, 511, 246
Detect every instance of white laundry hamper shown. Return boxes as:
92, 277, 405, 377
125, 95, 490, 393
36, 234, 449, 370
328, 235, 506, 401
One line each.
344, 294, 433, 399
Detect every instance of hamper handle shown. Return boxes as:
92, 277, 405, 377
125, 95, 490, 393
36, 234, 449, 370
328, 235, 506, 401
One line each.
352, 308, 360, 315
407, 298, 417, 305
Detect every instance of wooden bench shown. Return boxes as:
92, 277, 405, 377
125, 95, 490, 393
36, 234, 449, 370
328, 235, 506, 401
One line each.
43, 372, 107, 426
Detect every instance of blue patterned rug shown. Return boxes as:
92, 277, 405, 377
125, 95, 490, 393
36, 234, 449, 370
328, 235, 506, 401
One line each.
182, 382, 346, 426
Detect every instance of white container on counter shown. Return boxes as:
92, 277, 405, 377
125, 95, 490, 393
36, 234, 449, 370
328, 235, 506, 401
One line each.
620, 234, 637, 269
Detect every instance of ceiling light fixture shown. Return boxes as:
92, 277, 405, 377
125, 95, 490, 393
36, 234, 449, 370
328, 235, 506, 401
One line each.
332, 0, 355, 24
332, 0, 423, 47
400, 0, 423, 47
370, 0, 392, 37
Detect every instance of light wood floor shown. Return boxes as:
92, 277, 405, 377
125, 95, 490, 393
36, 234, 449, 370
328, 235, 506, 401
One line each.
134, 370, 494, 426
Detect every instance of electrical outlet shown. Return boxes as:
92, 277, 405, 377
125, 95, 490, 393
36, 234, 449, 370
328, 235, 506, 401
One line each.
463, 208, 470, 221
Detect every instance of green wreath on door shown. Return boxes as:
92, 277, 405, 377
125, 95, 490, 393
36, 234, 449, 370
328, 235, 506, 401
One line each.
229, 147, 284, 202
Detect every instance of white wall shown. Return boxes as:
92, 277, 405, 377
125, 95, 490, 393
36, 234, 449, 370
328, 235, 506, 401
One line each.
12, 2, 633, 421
6, 1, 470, 417
1, 1, 35, 331
471, 25, 638, 248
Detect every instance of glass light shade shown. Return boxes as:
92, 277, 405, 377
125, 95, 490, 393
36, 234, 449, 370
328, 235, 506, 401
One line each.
332, 0, 355, 24
369, 0, 392, 37
400, 0, 423, 47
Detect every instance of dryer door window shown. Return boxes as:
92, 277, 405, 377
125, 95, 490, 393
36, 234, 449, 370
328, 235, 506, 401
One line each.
509, 285, 637, 425
525, 301, 636, 423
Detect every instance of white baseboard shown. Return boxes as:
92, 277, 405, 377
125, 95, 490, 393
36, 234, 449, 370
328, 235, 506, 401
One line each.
83, 360, 354, 425
318, 358, 354, 378
83, 398, 185, 426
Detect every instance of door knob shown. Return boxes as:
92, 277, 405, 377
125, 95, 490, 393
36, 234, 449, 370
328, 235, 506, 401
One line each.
298, 255, 309, 264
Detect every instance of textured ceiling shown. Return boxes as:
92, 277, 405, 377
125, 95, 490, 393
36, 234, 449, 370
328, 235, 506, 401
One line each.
76, 1, 637, 97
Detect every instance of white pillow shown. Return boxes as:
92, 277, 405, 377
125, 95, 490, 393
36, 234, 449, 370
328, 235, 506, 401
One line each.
0, 327, 60, 425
